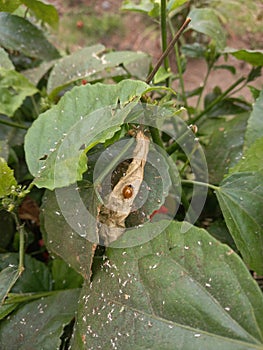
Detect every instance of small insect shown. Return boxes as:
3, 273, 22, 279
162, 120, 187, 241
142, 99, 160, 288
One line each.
122, 185, 133, 199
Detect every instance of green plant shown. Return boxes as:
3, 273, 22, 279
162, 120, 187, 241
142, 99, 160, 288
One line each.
0, 0, 263, 349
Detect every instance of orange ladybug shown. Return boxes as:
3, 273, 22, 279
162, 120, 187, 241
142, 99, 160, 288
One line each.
122, 185, 133, 199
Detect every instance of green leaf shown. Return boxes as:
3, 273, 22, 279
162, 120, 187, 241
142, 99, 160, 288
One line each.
51, 258, 83, 290
24, 80, 149, 190
22, 60, 57, 85
0, 289, 80, 349
204, 96, 251, 117
181, 43, 207, 59
248, 86, 261, 100
0, 258, 20, 320
201, 113, 249, 183
0, 12, 60, 61
0, 158, 17, 197
121, 0, 157, 15
0, 48, 14, 70
21, 0, 59, 30
41, 187, 95, 280
0, 0, 20, 12
245, 89, 263, 148
0, 265, 19, 304
188, 8, 226, 50
0, 140, 8, 161
0, 303, 18, 321
216, 172, 263, 274
214, 64, 236, 75
207, 219, 237, 251
247, 66, 262, 83
0, 253, 52, 292
230, 137, 263, 173
0, 68, 38, 117
72, 221, 263, 349
47, 45, 150, 97
167, 0, 188, 12
153, 66, 173, 84
224, 48, 263, 66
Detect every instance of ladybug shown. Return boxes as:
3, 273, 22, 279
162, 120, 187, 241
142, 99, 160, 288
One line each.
122, 185, 133, 199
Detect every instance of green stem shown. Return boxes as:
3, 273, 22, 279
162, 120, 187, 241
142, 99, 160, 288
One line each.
166, 124, 193, 155
18, 225, 25, 276
181, 179, 219, 191
30, 96, 40, 117
161, 0, 169, 86
195, 65, 212, 113
5, 291, 59, 304
12, 213, 25, 276
191, 76, 246, 124
0, 118, 28, 130
168, 18, 188, 109
149, 126, 165, 149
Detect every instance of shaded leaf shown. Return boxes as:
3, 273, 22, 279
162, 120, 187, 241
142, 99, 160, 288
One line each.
214, 64, 236, 75
24, 80, 149, 190
51, 258, 84, 290
181, 43, 206, 59
22, 60, 57, 86
0, 140, 9, 160
216, 171, 263, 274
248, 86, 260, 100
72, 221, 263, 349
204, 95, 251, 117
188, 8, 226, 50
0, 12, 60, 61
0, 289, 80, 350
0, 253, 52, 293
41, 187, 95, 280
21, 0, 59, 30
245, 89, 263, 148
201, 113, 249, 183
0, 68, 38, 117
247, 66, 262, 83
47, 45, 150, 97
0, 303, 18, 321
0, 157, 17, 197
224, 48, 263, 66
207, 219, 237, 251
0, 265, 19, 304
0, 211, 15, 249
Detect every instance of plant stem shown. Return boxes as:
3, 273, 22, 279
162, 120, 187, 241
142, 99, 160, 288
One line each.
160, 0, 169, 86
12, 213, 25, 276
190, 76, 246, 124
6, 291, 58, 304
0, 118, 28, 130
146, 17, 191, 84
30, 96, 40, 117
166, 125, 193, 155
181, 179, 219, 191
149, 126, 165, 149
168, 18, 188, 109
194, 65, 212, 113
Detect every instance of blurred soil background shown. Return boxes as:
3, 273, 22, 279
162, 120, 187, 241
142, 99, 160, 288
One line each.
51, 0, 263, 101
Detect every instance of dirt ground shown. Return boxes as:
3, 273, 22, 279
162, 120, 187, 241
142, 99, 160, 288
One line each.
52, 0, 263, 102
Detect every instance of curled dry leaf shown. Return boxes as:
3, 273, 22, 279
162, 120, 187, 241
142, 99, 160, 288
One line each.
18, 196, 40, 226
98, 130, 150, 245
